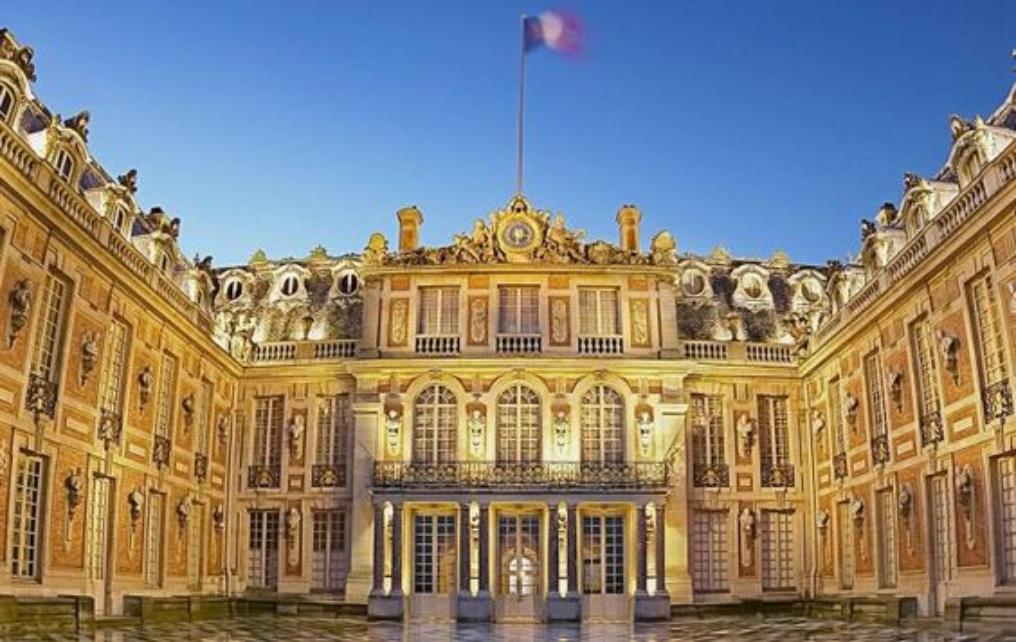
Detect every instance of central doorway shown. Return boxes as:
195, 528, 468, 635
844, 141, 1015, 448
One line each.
495, 512, 542, 622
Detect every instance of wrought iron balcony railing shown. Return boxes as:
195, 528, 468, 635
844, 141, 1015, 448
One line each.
193, 452, 209, 483
870, 433, 891, 465
372, 460, 668, 490
919, 411, 944, 447
152, 435, 171, 468
761, 463, 795, 488
983, 379, 1013, 426
312, 463, 347, 488
248, 464, 281, 489
25, 373, 58, 421
692, 463, 729, 488
832, 452, 848, 480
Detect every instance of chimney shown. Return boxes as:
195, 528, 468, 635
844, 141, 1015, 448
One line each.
396, 206, 424, 252
616, 204, 642, 252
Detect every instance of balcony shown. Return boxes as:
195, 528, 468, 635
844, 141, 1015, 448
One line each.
251, 340, 357, 364
371, 460, 668, 491
312, 463, 346, 488
496, 334, 542, 355
919, 411, 944, 447
679, 340, 796, 364
983, 379, 1013, 426
692, 463, 729, 488
870, 433, 891, 465
578, 335, 624, 355
415, 334, 461, 356
761, 463, 795, 488
152, 435, 171, 468
248, 464, 281, 489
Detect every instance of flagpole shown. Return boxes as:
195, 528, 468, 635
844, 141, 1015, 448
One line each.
516, 14, 527, 195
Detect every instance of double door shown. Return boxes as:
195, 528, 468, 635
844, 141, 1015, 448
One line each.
495, 513, 542, 622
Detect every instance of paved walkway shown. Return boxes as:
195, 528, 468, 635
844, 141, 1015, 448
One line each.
1, 615, 999, 641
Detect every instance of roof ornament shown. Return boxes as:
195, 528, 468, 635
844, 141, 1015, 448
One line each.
62, 110, 90, 141
902, 172, 925, 192
949, 114, 974, 141
0, 29, 37, 81
117, 169, 138, 194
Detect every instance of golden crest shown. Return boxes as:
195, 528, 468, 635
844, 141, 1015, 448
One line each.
493, 196, 544, 260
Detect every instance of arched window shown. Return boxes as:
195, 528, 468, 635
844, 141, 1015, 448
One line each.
496, 383, 541, 463
580, 385, 624, 463
0, 82, 15, 123
53, 148, 74, 182
412, 384, 457, 463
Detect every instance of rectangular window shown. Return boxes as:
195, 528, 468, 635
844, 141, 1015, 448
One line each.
911, 317, 942, 421
582, 514, 625, 594
187, 503, 204, 591
312, 510, 347, 592
761, 510, 794, 591
969, 274, 1009, 389
498, 286, 539, 335
87, 476, 111, 581
758, 395, 790, 486
11, 452, 45, 579
876, 489, 897, 588
98, 320, 129, 420
145, 492, 164, 588
691, 394, 725, 485
315, 394, 349, 466
194, 381, 212, 456
29, 274, 69, 383
153, 354, 177, 439
997, 455, 1016, 584
578, 288, 619, 336
248, 509, 279, 589
829, 377, 845, 454
692, 510, 728, 592
864, 351, 889, 439
53, 148, 74, 181
413, 514, 456, 594
837, 501, 854, 590
253, 396, 284, 467
417, 286, 459, 335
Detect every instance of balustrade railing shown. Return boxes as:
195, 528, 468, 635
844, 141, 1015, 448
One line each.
745, 343, 794, 364
682, 341, 728, 361
252, 342, 297, 362
415, 334, 461, 356
372, 460, 668, 490
577, 335, 624, 355
314, 340, 357, 359
496, 334, 542, 355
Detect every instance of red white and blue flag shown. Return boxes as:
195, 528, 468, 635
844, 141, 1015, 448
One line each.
523, 11, 583, 55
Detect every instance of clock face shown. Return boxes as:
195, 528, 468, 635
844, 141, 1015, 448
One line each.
503, 220, 536, 249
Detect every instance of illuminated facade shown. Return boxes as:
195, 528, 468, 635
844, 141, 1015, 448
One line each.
0, 29, 1013, 624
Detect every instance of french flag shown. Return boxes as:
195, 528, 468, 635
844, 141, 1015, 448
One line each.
523, 11, 583, 55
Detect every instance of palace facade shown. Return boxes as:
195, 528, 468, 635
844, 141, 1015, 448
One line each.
0, 28, 1013, 624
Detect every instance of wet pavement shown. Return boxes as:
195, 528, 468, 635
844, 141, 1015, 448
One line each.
3, 615, 1011, 641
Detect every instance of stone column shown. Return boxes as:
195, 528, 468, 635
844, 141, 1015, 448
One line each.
566, 504, 579, 595
370, 503, 385, 596
655, 503, 668, 596
636, 504, 649, 594
547, 504, 560, 595
346, 402, 381, 604
477, 503, 490, 596
459, 503, 471, 595
390, 501, 403, 597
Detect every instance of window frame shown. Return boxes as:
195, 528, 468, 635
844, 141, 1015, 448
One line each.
498, 285, 540, 335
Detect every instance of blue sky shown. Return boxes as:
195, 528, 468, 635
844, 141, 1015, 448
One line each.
6, 1, 1014, 266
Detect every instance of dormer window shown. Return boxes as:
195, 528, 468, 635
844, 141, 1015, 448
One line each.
158, 251, 171, 274
280, 275, 300, 297
960, 153, 981, 184
0, 82, 14, 123
682, 270, 707, 297
111, 204, 129, 235
53, 148, 74, 182
224, 279, 244, 301
337, 271, 359, 296
742, 274, 764, 299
